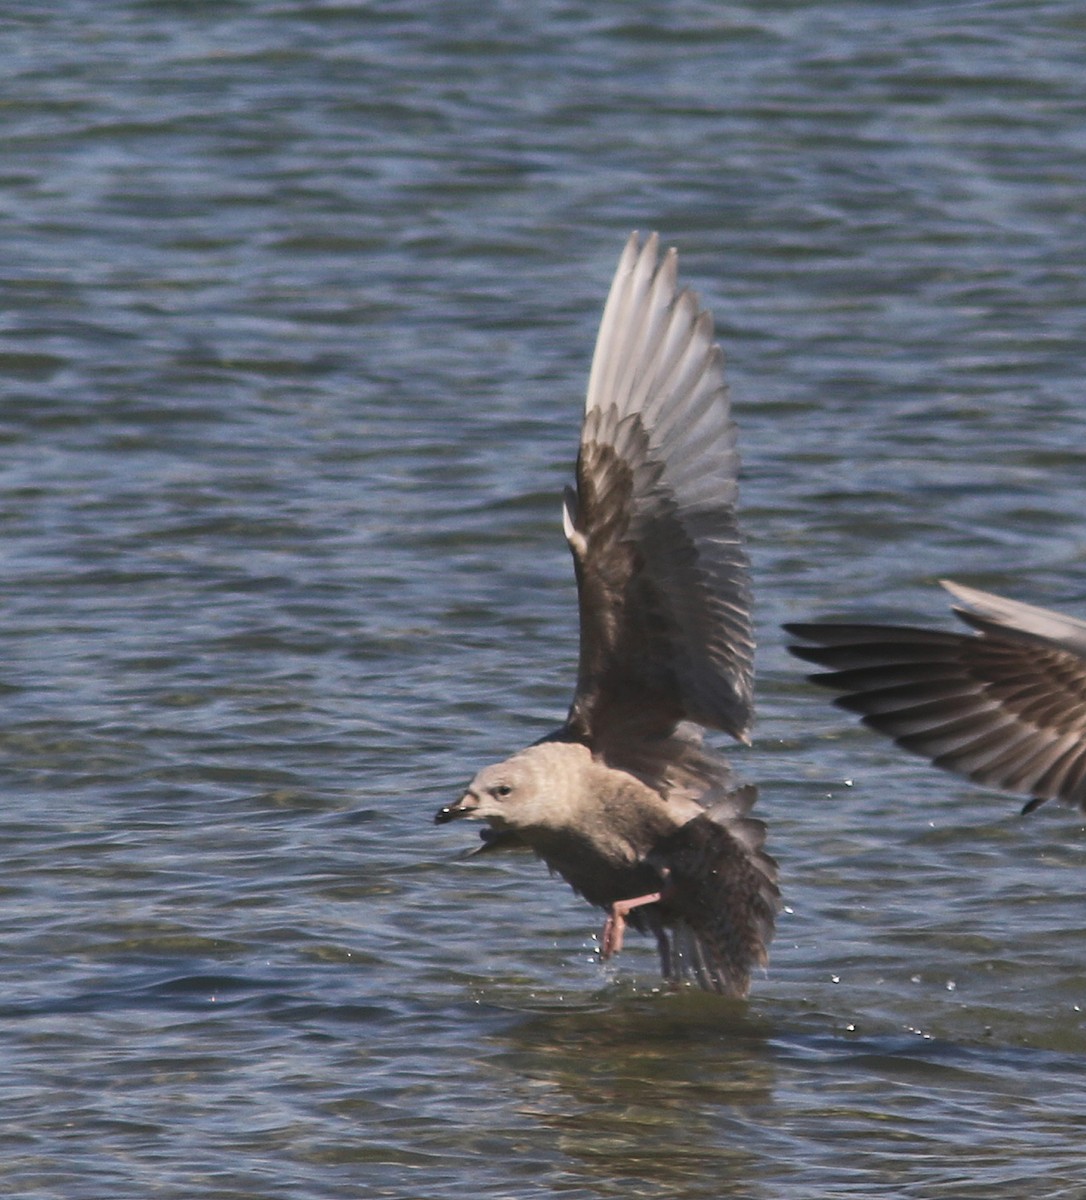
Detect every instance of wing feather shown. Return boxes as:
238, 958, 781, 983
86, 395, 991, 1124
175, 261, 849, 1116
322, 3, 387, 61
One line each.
786, 581, 1086, 812
650, 792, 780, 997
566, 233, 753, 762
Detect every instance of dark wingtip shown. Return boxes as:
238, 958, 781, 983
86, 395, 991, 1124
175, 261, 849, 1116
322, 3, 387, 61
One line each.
781, 625, 836, 668
787, 645, 834, 668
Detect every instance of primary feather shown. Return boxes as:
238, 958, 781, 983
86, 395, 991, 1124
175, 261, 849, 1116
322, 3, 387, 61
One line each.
787, 580, 1086, 813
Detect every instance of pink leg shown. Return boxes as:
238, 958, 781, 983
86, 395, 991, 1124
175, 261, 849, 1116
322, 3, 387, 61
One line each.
599, 890, 664, 960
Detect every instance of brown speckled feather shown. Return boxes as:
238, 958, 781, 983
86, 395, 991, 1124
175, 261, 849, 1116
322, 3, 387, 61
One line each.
650, 786, 778, 995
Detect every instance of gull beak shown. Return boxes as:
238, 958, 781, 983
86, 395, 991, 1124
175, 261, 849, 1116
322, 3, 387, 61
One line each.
434, 791, 478, 824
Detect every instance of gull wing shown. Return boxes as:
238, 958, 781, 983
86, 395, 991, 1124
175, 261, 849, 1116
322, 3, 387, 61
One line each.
786, 581, 1086, 813
562, 232, 753, 766
655, 785, 781, 997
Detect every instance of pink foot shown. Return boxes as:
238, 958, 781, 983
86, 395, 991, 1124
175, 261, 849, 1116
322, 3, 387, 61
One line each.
599, 890, 664, 960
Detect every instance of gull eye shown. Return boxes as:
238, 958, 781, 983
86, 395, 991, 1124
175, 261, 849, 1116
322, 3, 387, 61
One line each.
493, 784, 513, 798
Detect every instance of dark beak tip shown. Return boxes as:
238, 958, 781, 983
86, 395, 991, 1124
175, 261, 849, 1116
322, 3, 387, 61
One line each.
434, 804, 461, 825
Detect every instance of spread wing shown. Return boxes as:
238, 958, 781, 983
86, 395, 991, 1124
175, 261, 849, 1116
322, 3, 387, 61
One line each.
562, 232, 753, 770
786, 580, 1086, 813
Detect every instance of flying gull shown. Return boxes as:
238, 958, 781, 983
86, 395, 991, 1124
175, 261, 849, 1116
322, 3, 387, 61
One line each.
436, 233, 780, 997
787, 580, 1086, 814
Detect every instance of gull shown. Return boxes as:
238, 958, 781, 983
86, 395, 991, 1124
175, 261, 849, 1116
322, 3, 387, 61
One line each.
435, 233, 779, 997
787, 580, 1086, 814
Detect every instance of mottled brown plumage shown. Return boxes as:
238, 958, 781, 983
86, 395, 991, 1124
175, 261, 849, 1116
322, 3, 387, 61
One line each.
436, 233, 779, 996
787, 580, 1086, 813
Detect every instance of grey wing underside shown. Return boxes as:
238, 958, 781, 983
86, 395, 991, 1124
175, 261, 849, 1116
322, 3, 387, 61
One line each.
563, 232, 754, 765
786, 581, 1086, 813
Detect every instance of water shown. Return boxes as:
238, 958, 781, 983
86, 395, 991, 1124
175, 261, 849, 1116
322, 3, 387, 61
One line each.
3, 3, 1086, 1196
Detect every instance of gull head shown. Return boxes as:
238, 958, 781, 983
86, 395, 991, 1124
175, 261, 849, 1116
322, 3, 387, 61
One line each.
435, 742, 590, 834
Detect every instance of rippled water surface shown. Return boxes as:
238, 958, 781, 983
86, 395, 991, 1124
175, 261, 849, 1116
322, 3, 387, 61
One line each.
4, 3, 1086, 1197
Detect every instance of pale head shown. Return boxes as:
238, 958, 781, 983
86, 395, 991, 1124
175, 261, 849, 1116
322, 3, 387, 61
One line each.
435, 741, 593, 835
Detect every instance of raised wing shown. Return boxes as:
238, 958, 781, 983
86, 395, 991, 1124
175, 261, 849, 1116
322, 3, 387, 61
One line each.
786, 580, 1086, 813
563, 233, 753, 759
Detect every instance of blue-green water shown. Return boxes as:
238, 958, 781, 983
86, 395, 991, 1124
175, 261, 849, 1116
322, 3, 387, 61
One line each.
3, 3, 1086, 1197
